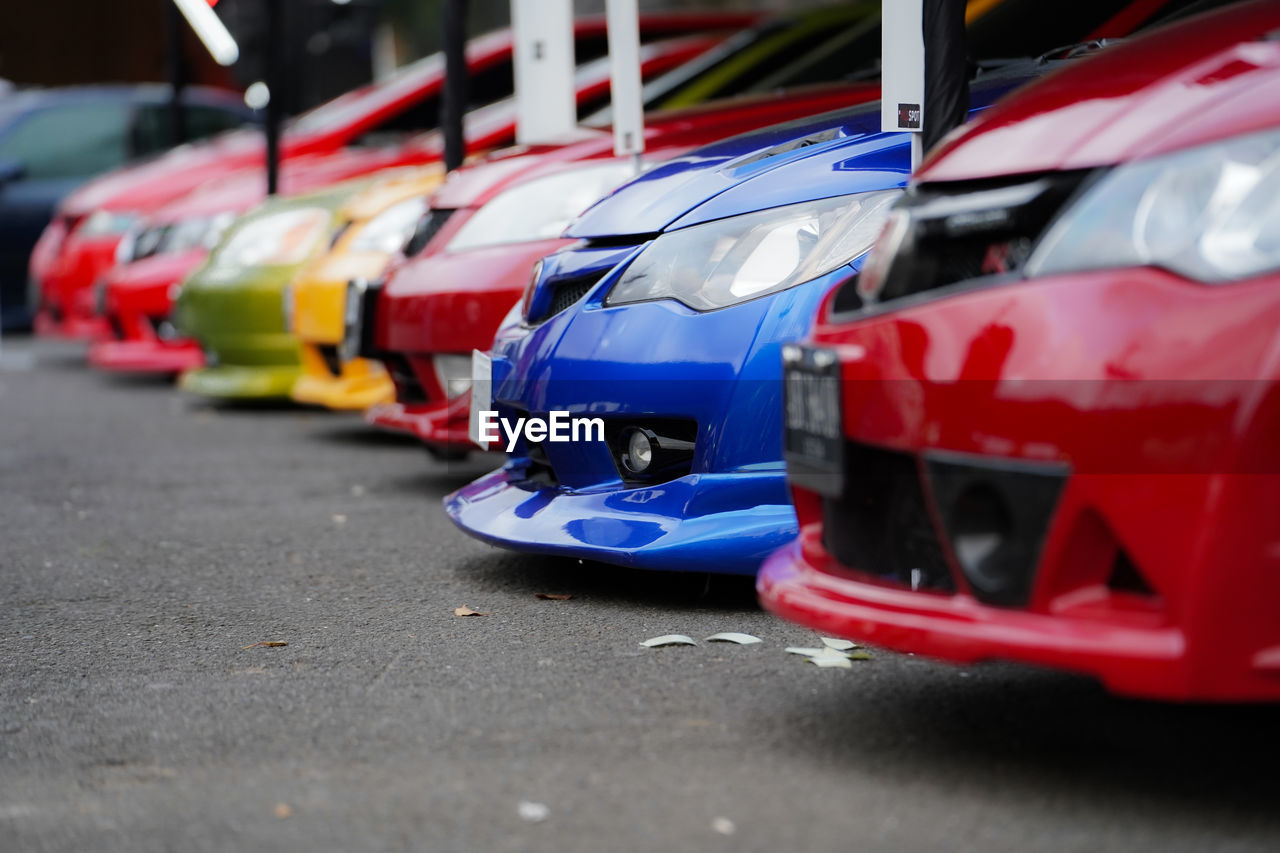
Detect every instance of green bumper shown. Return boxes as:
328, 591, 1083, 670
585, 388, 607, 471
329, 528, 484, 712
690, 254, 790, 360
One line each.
179, 361, 301, 399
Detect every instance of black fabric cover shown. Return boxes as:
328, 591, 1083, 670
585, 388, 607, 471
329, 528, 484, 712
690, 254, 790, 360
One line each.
922, 0, 970, 152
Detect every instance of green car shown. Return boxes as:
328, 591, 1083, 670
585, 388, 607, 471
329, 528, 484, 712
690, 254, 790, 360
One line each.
175, 182, 365, 400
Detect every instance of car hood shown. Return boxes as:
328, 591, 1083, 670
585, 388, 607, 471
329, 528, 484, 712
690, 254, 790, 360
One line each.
921, 0, 1280, 182
567, 72, 1033, 239
60, 130, 267, 216
148, 148, 423, 224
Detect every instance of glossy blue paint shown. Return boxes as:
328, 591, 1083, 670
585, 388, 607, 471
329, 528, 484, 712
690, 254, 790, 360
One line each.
568, 69, 1031, 239
446, 70, 1041, 574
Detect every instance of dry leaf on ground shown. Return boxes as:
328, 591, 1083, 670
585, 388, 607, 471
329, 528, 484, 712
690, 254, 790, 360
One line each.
242, 641, 289, 650
640, 634, 697, 648
704, 632, 762, 645
454, 606, 488, 617
535, 593, 572, 601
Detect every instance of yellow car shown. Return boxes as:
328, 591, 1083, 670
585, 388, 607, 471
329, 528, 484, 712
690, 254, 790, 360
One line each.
286, 167, 444, 410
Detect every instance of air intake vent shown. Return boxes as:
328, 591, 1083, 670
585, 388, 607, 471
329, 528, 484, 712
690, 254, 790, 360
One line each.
735, 127, 843, 169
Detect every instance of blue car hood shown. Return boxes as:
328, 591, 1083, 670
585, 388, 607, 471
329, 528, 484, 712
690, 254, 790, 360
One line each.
567, 69, 1037, 239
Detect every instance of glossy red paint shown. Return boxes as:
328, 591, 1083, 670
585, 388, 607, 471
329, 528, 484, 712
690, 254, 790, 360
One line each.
762, 266, 1280, 701
32, 14, 751, 338
923, 0, 1280, 182
75, 37, 723, 358
86, 250, 205, 374
366, 83, 878, 450
759, 2, 1280, 701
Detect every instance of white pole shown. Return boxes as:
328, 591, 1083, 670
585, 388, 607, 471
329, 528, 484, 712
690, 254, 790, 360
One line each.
510, 0, 576, 146
606, 0, 645, 171
881, 0, 925, 172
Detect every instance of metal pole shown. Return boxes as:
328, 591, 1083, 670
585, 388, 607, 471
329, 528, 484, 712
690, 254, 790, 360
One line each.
265, 0, 285, 196
167, 2, 189, 146
442, 0, 470, 174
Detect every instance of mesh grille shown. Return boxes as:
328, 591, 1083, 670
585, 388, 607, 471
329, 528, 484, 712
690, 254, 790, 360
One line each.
549, 280, 594, 318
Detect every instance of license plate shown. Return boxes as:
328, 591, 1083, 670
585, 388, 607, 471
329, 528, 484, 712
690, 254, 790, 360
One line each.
468, 350, 493, 448
783, 344, 844, 497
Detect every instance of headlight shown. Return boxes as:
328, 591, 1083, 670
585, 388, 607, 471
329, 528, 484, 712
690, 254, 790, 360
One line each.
432, 354, 473, 400
1028, 128, 1280, 284
446, 162, 638, 252
166, 212, 238, 254
115, 228, 139, 264
607, 190, 901, 312
210, 207, 331, 270
78, 210, 138, 239
349, 197, 429, 255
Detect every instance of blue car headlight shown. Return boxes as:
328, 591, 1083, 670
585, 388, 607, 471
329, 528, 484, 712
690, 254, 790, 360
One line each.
1027, 127, 1280, 284
606, 190, 901, 312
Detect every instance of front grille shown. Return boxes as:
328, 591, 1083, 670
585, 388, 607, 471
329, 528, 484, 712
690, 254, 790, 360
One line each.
549, 279, 594, 317
404, 208, 455, 257
382, 354, 427, 404
529, 272, 606, 325
822, 441, 953, 594
840, 169, 1095, 313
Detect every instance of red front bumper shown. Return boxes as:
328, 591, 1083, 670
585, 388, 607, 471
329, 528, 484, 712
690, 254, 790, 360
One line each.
33, 233, 122, 340
365, 396, 471, 448
761, 267, 1280, 701
86, 250, 205, 374
371, 233, 569, 449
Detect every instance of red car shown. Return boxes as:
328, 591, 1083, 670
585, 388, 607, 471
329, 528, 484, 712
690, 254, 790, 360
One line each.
759, 0, 1280, 701
30, 13, 756, 340
362, 82, 881, 452
85, 37, 720, 374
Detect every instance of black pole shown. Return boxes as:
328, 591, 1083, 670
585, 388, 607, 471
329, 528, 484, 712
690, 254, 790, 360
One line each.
441, 0, 469, 173
167, 2, 188, 146
265, 0, 285, 195
922, 0, 969, 152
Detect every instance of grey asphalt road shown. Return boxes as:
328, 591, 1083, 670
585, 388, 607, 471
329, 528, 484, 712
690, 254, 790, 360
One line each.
2, 337, 1280, 853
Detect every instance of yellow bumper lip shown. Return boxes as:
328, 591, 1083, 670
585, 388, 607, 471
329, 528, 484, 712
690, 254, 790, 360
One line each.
291, 368, 394, 411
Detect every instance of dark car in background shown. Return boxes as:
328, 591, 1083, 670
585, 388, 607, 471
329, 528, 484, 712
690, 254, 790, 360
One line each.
0, 85, 256, 330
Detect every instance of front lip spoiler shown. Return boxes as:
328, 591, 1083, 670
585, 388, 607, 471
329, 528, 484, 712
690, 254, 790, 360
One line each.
445, 466, 797, 575
179, 364, 301, 400
757, 536, 1201, 699
292, 370, 393, 411
366, 399, 469, 449
88, 339, 204, 374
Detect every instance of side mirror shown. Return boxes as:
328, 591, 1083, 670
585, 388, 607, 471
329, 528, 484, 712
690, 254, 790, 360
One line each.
0, 158, 25, 186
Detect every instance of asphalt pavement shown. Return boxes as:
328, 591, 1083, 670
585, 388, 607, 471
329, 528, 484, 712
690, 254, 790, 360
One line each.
2, 336, 1280, 853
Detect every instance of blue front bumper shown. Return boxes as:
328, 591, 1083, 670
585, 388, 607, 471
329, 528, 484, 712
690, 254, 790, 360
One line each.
445, 245, 855, 575
446, 465, 797, 574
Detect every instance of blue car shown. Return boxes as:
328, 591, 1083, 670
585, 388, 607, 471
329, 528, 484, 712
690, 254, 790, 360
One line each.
0, 85, 256, 330
446, 65, 1045, 575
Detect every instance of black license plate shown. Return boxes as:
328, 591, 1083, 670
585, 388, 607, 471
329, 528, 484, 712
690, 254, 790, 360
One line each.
783, 345, 844, 497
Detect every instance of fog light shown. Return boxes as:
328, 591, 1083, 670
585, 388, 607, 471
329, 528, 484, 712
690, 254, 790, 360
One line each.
926, 452, 1067, 607
623, 428, 655, 474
